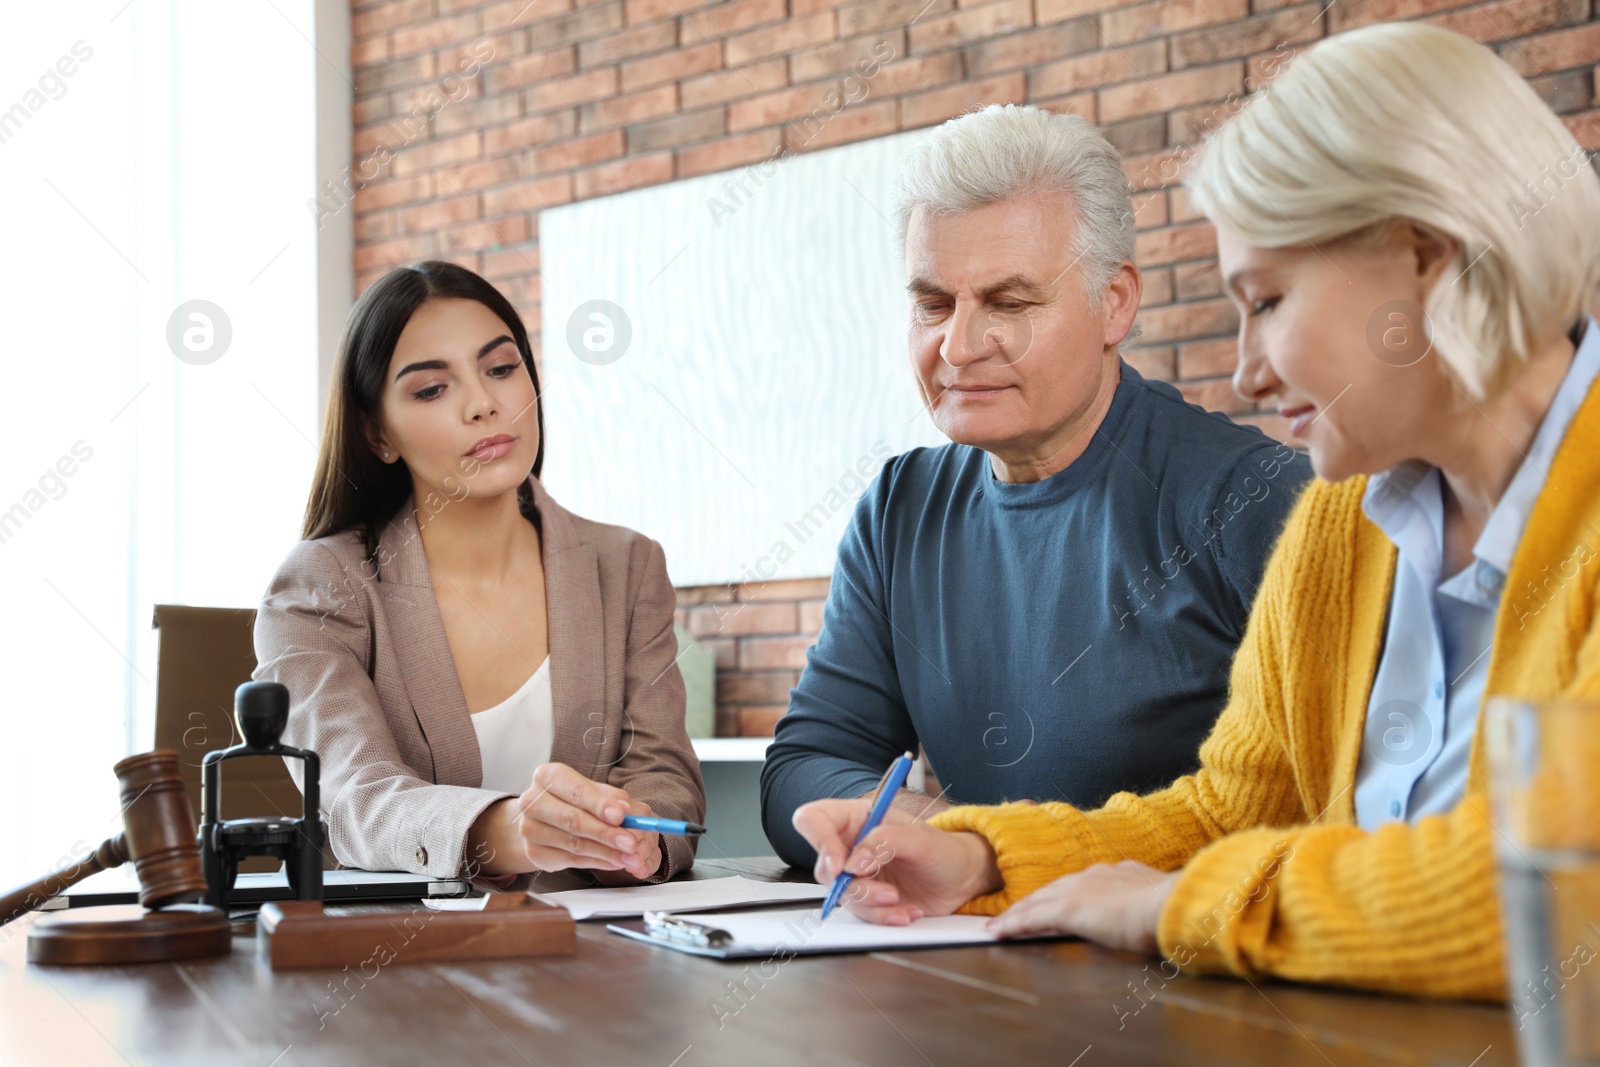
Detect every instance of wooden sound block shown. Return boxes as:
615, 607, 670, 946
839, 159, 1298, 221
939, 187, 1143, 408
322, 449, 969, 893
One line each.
257, 893, 576, 970
28, 903, 233, 965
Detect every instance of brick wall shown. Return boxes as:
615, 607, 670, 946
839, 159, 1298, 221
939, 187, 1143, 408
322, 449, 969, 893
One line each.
348, 0, 1600, 735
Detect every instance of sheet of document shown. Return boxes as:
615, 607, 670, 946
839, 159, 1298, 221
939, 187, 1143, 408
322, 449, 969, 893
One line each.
679, 905, 1006, 953
422, 875, 827, 920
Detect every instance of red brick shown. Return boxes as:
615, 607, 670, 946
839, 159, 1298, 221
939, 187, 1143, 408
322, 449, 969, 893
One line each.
729, 81, 842, 131
1179, 376, 1251, 414
739, 635, 814, 670
737, 706, 787, 736
790, 31, 906, 84
353, 0, 433, 39
620, 41, 722, 91
1141, 267, 1174, 307
534, 129, 626, 172
390, 13, 482, 59
489, 46, 579, 93
1032, 40, 1166, 97
910, 0, 1032, 53
1170, 4, 1325, 68
484, 111, 579, 156
1133, 189, 1169, 229
625, 0, 720, 24
434, 94, 524, 137
1037, 0, 1143, 19
726, 12, 836, 66
391, 131, 482, 178
1099, 62, 1242, 123
578, 20, 678, 67
523, 2, 626, 48
578, 84, 679, 132
735, 577, 832, 601
717, 670, 801, 704
839, 0, 955, 35
964, 20, 1099, 76
798, 599, 826, 633
434, 155, 528, 193
789, 97, 895, 149
524, 67, 620, 111
395, 197, 482, 233
869, 52, 964, 96
1135, 297, 1238, 343
1104, 0, 1249, 45
1123, 345, 1176, 380
352, 174, 433, 213
1174, 260, 1222, 301
900, 73, 1026, 129
1179, 336, 1238, 378
574, 151, 674, 197
439, 215, 530, 252
688, 600, 799, 636
683, 60, 790, 110
483, 174, 574, 214
1502, 22, 1600, 75
677, 128, 786, 177
629, 108, 726, 152
354, 234, 439, 273
692, 0, 787, 37
1134, 220, 1218, 266
1032, 90, 1098, 124
1426, 0, 1585, 44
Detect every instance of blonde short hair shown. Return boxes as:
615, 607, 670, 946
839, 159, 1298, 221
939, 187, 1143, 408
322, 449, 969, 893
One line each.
1186, 22, 1600, 401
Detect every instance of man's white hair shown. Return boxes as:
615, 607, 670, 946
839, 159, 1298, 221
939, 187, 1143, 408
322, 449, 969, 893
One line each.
893, 103, 1137, 304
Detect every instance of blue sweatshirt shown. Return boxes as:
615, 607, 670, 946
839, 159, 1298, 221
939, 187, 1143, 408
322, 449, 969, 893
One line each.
759, 360, 1313, 867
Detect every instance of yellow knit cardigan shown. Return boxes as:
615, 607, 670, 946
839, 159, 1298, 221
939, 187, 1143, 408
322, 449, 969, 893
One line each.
928, 379, 1600, 1001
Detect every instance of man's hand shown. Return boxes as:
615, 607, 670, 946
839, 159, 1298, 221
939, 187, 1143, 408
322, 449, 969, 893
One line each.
791, 796, 1003, 924
984, 861, 1180, 955
470, 762, 659, 880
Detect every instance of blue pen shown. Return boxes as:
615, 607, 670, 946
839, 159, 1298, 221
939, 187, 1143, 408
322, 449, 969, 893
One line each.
621, 814, 706, 836
819, 751, 915, 920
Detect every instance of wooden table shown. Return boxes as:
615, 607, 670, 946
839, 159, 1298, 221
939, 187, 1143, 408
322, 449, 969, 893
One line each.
0, 856, 1518, 1067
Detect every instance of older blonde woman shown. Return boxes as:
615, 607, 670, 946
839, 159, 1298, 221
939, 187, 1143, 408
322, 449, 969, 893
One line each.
793, 21, 1600, 1000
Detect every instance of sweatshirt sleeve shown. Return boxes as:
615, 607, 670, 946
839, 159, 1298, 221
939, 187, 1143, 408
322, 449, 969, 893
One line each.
760, 464, 921, 869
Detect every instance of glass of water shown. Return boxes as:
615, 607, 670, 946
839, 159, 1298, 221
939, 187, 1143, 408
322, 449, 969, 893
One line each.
1487, 696, 1600, 1067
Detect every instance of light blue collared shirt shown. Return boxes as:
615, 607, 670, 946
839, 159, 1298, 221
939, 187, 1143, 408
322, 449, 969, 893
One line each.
1354, 314, 1600, 831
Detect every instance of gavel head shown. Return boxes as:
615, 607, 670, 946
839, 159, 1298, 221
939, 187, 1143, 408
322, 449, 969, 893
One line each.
113, 750, 209, 910
234, 681, 289, 751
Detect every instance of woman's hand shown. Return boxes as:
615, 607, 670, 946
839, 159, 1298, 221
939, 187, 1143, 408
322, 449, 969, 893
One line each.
983, 861, 1180, 955
471, 762, 660, 880
791, 796, 1004, 924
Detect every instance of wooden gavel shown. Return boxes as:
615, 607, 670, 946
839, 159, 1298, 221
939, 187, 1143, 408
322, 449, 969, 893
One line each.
0, 750, 208, 927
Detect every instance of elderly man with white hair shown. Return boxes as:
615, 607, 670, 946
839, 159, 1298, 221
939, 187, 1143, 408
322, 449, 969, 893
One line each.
760, 104, 1312, 868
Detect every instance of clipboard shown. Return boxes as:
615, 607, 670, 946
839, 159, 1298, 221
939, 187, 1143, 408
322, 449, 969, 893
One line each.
606, 905, 1064, 959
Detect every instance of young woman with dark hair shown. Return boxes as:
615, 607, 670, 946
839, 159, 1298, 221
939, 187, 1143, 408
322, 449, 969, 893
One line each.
253, 260, 704, 890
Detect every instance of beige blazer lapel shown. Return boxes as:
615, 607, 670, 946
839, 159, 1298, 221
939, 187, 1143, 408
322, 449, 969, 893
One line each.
373, 497, 481, 788
371, 476, 613, 790
527, 477, 611, 779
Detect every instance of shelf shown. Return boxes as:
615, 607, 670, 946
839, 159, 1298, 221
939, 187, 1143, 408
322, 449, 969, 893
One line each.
691, 737, 772, 762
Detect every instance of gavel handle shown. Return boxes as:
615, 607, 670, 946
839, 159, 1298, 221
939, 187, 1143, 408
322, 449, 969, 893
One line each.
0, 834, 129, 928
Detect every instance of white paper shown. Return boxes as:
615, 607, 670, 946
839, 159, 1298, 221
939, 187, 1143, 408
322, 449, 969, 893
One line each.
678, 906, 1005, 953
534, 876, 827, 920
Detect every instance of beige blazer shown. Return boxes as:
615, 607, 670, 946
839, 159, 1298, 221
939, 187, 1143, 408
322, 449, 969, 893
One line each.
250, 474, 705, 888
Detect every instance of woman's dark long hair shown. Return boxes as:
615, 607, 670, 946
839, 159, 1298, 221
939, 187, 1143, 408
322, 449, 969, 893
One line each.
301, 260, 545, 562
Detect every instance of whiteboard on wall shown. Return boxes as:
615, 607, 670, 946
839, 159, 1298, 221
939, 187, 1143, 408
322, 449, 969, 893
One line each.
538, 130, 949, 588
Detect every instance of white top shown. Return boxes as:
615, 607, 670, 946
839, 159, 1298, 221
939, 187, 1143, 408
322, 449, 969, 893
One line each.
471, 655, 553, 796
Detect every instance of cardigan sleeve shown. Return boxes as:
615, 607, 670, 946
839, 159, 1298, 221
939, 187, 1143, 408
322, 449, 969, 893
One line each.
926, 478, 1318, 904
1153, 568, 1600, 1002
252, 539, 522, 891
585, 536, 706, 885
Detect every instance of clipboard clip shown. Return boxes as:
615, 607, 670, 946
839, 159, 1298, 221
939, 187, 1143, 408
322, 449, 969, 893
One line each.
643, 910, 731, 948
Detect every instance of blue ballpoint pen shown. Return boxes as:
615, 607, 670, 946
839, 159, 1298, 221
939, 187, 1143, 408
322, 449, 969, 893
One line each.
819, 751, 915, 921
621, 814, 706, 836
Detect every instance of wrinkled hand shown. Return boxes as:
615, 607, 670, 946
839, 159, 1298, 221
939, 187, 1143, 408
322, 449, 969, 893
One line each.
985, 861, 1180, 955
791, 796, 1002, 924
491, 762, 660, 880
